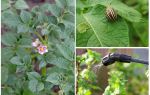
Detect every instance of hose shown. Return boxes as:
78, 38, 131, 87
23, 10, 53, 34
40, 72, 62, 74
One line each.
102, 53, 149, 66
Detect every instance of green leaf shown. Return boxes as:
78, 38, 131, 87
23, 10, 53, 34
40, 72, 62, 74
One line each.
2, 10, 21, 27
37, 82, 44, 92
28, 80, 44, 93
15, 0, 29, 9
47, 66, 65, 74
16, 65, 26, 73
19, 37, 32, 47
77, 5, 129, 47
132, 18, 148, 46
1, 67, 8, 84
18, 33, 32, 47
23, 55, 31, 64
16, 47, 29, 58
27, 72, 41, 80
66, 0, 75, 6
2, 86, 14, 95
2, 32, 17, 46
40, 3, 61, 17
55, 0, 67, 8
48, 4, 62, 17
23, 88, 34, 95
39, 3, 50, 12
41, 29, 49, 35
77, 30, 98, 47
56, 44, 74, 61
63, 83, 73, 94
10, 56, 23, 65
111, 0, 141, 22
76, 8, 99, 47
103, 70, 127, 94
86, 32, 101, 47
46, 73, 60, 84
46, 57, 70, 69
63, 13, 75, 26
38, 13, 48, 23
58, 23, 65, 32
17, 24, 29, 33
20, 10, 32, 23
2, 0, 10, 10
66, 0, 75, 14
1, 47, 15, 63
47, 16, 58, 24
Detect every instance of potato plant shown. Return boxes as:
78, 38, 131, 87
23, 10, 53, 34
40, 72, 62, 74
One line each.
76, 0, 148, 47
103, 70, 127, 95
1, 0, 75, 95
76, 50, 101, 95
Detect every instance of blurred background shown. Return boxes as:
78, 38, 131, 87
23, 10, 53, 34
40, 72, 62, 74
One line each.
76, 48, 148, 95
121, 0, 148, 46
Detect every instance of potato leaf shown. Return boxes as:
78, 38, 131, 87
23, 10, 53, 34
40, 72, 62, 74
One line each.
10, 56, 23, 65
77, 5, 129, 47
15, 0, 29, 9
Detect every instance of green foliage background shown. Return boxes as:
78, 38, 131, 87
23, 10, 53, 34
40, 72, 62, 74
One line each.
77, 50, 101, 95
1, 0, 75, 95
76, 0, 148, 47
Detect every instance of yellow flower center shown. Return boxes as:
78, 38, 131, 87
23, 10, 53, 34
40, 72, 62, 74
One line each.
39, 47, 44, 51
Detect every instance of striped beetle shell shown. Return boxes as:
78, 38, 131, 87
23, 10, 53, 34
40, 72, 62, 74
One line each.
106, 6, 117, 21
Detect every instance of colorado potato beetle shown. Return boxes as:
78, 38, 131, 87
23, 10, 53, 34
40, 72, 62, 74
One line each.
106, 6, 117, 21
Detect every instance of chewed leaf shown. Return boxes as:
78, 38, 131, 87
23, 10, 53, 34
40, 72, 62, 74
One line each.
77, 22, 90, 33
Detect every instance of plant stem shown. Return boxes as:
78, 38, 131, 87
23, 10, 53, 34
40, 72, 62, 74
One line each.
41, 66, 46, 77
34, 32, 44, 43
31, 53, 39, 59
45, 35, 48, 43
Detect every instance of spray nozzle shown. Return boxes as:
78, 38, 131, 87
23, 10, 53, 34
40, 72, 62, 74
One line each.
102, 53, 131, 66
102, 53, 148, 66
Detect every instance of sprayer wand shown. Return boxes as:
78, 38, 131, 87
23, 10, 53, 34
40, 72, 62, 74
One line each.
102, 53, 148, 66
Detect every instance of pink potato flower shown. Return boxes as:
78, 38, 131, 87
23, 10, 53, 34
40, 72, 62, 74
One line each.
37, 45, 48, 55
32, 39, 48, 55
